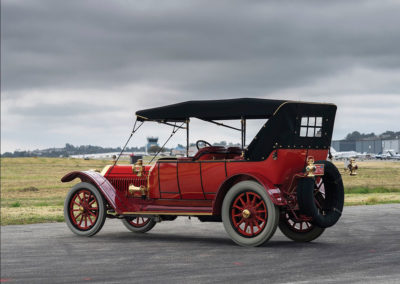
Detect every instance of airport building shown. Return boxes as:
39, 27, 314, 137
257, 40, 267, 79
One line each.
146, 137, 159, 153
332, 138, 400, 154
382, 139, 400, 153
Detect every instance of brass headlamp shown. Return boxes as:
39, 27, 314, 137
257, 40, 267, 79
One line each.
133, 159, 144, 176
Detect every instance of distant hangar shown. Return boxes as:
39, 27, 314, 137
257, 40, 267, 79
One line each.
332, 138, 399, 154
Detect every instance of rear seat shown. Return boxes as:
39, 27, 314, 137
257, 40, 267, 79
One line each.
177, 157, 194, 161
194, 146, 227, 160
176, 146, 243, 161
226, 147, 242, 159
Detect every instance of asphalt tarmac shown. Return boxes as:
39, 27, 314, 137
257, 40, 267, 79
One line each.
1, 204, 399, 284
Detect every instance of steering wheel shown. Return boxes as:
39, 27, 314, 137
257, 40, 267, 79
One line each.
196, 140, 212, 150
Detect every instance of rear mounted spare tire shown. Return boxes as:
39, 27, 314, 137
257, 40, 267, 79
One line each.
297, 160, 344, 228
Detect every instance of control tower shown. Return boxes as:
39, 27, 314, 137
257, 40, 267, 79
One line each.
146, 137, 159, 153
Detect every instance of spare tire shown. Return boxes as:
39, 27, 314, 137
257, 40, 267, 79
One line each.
297, 160, 344, 228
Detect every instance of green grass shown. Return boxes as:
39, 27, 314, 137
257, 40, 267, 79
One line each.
1, 207, 65, 225
10, 201, 21, 208
1, 196, 66, 207
345, 198, 400, 206
1, 158, 400, 225
344, 187, 400, 194
1, 157, 121, 225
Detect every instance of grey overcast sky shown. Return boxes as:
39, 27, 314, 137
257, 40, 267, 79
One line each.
1, 0, 400, 153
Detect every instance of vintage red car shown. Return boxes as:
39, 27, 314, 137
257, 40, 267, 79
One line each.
62, 98, 344, 246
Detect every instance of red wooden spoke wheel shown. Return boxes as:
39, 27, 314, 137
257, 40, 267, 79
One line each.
64, 182, 106, 237
222, 181, 279, 246
281, 212, 313, 233
122, 216, 156, 233
279, 177, 326, 242
230, 191, 268, 237
278, 210, 324, 242
126, 217, 151, 228
280, 176, 326, 234
69, 189, 99, 231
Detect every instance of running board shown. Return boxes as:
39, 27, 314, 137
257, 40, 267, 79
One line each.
121, 205, 213, 216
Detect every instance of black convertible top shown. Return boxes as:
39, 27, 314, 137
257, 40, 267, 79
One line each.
136, 98, 287, 121
136, 98, 337, 161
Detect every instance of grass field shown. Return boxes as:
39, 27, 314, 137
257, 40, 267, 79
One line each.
1, 158, 400, 225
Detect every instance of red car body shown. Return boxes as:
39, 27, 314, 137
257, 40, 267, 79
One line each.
63, 149, 327, 213
62, 98, 344, 246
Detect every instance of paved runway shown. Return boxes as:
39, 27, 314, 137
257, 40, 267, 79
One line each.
1, 204, 399, 283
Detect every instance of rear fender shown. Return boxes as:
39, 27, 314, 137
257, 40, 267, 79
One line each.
61, 171, 129, 213
212, 173, 286, 215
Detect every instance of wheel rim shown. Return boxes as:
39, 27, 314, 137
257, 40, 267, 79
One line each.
282, 212, 314, 233
230, 191, 268, 237
283, 177, 325, 232
127, 217, 151, 228
69, 189, 99, 231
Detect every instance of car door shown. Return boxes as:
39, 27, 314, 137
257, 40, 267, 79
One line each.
158, 161, 180, 199
177, 161, 204, 199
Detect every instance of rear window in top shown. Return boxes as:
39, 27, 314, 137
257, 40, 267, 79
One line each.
300, 117, 322, 137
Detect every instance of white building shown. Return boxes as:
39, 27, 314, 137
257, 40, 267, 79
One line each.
382, 139, 400, 153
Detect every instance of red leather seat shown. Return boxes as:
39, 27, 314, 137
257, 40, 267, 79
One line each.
227, 147, 242, 154
177, 157, 194, 161
193, 146, 227, 160
226, 147, 242, 159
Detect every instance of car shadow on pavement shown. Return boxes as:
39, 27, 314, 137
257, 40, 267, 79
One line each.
90, 231, 337, 249
265, 240, 335, 249
98, 231, 233, 246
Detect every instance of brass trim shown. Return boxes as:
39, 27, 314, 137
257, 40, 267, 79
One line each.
107, 210, 117, 216
272, 101, 336, 117
133, 159, 144, 176
242, 209, 251, 219
305, 157, 316, 177
136, 114, 149, 120
273, 101, 289, 116
100, 165, 113, 176
128, 184, 147, 196
147, 171, 150, 191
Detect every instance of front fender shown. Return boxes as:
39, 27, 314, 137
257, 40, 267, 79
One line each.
61, 171, 130, 213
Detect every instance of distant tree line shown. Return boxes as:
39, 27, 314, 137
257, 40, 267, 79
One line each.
344, 131, 400, 141
1, 143, 147, 158
3, 132, 398, 157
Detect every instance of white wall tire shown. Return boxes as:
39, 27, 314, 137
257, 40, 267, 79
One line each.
64, 182, 106, 237
222, 181, 279, 247
121, 216, 156, 233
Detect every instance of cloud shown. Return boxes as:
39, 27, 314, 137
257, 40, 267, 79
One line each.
3, 0, 400, 93
1, 0, 400, 152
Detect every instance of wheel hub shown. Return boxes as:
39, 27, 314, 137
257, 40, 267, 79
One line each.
242, 209, 251, 219
69, 189, 100, 231
230, 191, 268, 237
